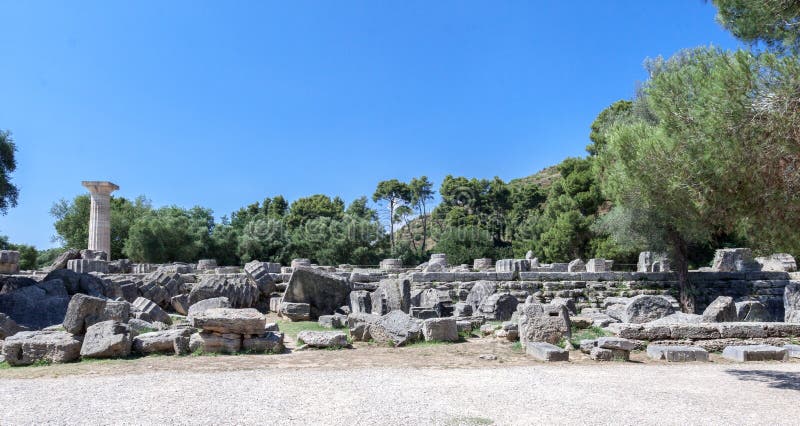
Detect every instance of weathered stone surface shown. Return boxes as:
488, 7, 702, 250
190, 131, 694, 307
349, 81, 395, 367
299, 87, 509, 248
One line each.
189, 332, 241, 354
735, 300, 770, 322
0, 279, 70, 329
0, 312, 26, 339
479, 293, 518, 321
590, 347, 629, 361
622, 295, 675, 324
755, 253, 797, 272
648, 312, 703, 326
318, 314, 347, 329
279, 302, 311, 321
43, 269, 106, 297
242, 332, 284, 353
711, 248, 759, 272
190, 308, 265, 335
2, 331, 82, 366
495, 259, 529, 274
646, 345, 709, 362
67, 259, 109, 274
45, 249, 81, 272
785, 282, 800, 323
349, 290, 372, 314
612, 322, 800, 341
422, 317, 458, 342
596, 337, 636, 351
370, 278, 410, 315
526, 342, 569, 361
585, 259, 607, 273
291, 258, 311, 269
785, 344, 800, 359
197, 259, 218, 270
550, 297, 577, 315
132, 329, 193, 354
244, 260, 278, 297
80, 320, 131, 358
701, 296, 737, 322
171, 294, 190, 316
453, 302, 473, 317
465, 281, 497, 313
132, 297, 172, 325
63, 293, 107, 335
102, 300, 131, 323
297, 330, 348, 348
187, 297, 231, 318
189, 274, 259, 309
567, 259, 586, 273
282, 267, 351, 318
138, 270, 185, 308
722, 345, 788, 362
368, 310, 423, 346
473, 258, 493, 271
604, 304, 627, 322
518, 303, 571, 345
638, 252, 670, 272
347, 313, 381, 341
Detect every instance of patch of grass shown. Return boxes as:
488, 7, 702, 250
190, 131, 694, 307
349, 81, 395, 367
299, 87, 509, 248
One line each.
510, 341, 524, 353
789, 336, 799, 345
30, 359, 53, 367
568, 325, 611, 348
277, 320, 341, 340
0, 362, 10, 369
445, 416, 494, 425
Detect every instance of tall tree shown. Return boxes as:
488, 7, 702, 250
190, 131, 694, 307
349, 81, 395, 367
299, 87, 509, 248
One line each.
372, 179, 410, 251
408, 176, 434, 253
597, 47, 800, 312
713, 0, 800, 54
0, 130, 19, 215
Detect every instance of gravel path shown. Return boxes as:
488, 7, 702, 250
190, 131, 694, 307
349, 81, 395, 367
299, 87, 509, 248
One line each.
1, 363, 799, 425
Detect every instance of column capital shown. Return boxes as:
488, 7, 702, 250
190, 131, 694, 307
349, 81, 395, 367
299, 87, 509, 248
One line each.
81, 181, 119, 196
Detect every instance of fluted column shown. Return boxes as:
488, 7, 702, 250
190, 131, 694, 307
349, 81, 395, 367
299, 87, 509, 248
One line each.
81, 181, 119, 260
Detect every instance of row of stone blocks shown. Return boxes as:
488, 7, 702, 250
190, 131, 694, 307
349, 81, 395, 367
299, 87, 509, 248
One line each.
528, 341, 796, 363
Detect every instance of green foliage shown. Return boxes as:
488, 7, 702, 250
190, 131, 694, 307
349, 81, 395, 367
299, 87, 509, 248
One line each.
123, 206, 213, 263
285, 194, 345, 228
0, 236, 37, 270
597, 47, 800, 309
433, 226, 496, 266
568, 326, 611, 348
51, 194, 151, 259
713, 0, 800, 54
0, 130, 18, 215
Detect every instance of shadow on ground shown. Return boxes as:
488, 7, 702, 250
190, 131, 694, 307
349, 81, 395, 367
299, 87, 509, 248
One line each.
726, 369, 800, 391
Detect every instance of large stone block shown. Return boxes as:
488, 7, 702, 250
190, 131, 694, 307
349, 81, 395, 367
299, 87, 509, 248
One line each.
63, 293, 108, 335
244, 260, 278, 297
722, 345, 788, 362
701, 296, 737, 322
646, 345, 709, 362
368, 311, 423, 347
785, 282, 800, 323
242, 332, 284, 353
622, 295, 675, 324
67, 259, 108, 274
526, 342, 569, 362
711, 248, 759, 272
279, 302, 311, 321
370, 278, 410, 315
190, 308, 266, 335
132, 329, 193, 355
282, 267, 351, 318
735, 300, 771, 322
187, 297, 231, 318
80, 320, 131, 359
422, 318, 458, 342
132, 297, 172, 325
189, 332, 241, 354
189, 274, 259, 309
349, 290, 372, 314
465, 281, 497, 313
478, 293, 518, 321
2, 331, 82, 366
755, 253, 797, 272
297, 330, 348, 348
518, 303, 571, 345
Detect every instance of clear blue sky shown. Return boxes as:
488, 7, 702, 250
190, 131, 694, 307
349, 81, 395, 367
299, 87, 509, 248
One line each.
0, 1, 740, 249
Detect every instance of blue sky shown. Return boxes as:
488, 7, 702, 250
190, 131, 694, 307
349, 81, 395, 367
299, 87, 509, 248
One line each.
0, 1, 740, 249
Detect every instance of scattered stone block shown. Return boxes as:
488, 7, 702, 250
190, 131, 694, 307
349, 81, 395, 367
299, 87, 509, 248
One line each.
784, 344, 800, 359
279, 302, 311, 321
518, 303, 571, 345
701, 296, 737, 322
63, 293, 108, 335
590, 347, 629, 361
567, 259, 586, 273
347, 313, 381, 341
646, 345, 709, 362
368, 311, 422, 347
242, 332, 284, 353
349, 290, 372, 314
735, 300, 770, 322
596, 337, 636, 351
132, 329, 193, 355
80, 320, 131, 359
189, 332, 241, 354
187, 297, 231, 318
785, 282, 800, 323
371, 278, 411, 315
526, 342, 569, 362
722, 345, 788, 362
422, 318, 458, 342
132, 297, 172, 325
190, 308, 265, 335
473, 258, 493, 271
318, 314, 347, 329
453, 302, 473, 317
622, 295, 675, 324
755, 253, 796, 272
478, 293, 519, 321
2, 331, 82, 366
297, 330, 348, 348
711, 248, 759, 272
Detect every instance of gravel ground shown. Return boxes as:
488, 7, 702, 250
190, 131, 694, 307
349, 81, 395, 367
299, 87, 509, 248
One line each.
1, 362, 799, 425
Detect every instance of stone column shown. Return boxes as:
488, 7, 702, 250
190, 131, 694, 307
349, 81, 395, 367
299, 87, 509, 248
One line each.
81, 181, 119, 260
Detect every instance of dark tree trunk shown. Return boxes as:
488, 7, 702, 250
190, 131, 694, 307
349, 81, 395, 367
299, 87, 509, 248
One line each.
668, 229, 695, 313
